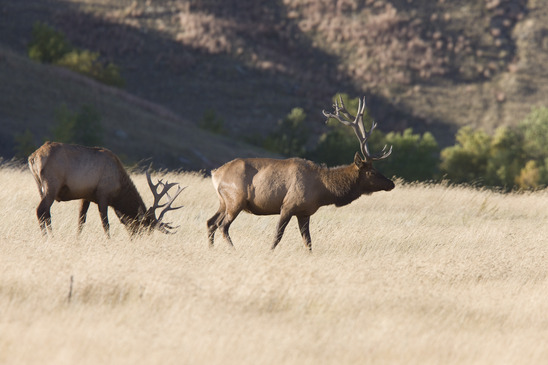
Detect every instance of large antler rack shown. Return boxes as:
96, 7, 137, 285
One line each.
145, 171, 185, 233
322, 96, 392, 162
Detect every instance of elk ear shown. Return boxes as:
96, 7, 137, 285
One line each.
354, 152, 365, 167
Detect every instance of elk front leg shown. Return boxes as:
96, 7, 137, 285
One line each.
78, 200, 91, 235
271, 212, 292, 250
297, 215, 312, 251
97, 200, 110, 238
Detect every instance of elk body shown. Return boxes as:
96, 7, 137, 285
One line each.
28, 141, 184, 237
207, 97, 394, 251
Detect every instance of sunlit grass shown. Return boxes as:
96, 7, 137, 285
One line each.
1, 166, 548, 364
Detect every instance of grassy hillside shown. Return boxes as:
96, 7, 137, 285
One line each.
0, 45, 275, 170
1, 1, 547, 168
2, 166, 548, 364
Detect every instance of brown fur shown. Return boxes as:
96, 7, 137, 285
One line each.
29, 141, 162, 237
206, 153, 394, 250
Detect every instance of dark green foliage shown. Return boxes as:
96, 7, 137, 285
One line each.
56, 50, 125, 87
440, 127, 492, 184
52, 104, 103, 146
27, 22, 124, 87
14, 129, 37, 159
263, 107, 309, 157
199, 109, 227, 135
371, 128, 439, 181
440, 107, 548, 190
28, 22, 72, 64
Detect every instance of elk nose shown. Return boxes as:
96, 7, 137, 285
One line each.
386, 180, 395, 191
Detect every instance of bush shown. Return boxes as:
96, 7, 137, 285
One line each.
27, 22, 124, 87
440, 127, 492, 184
28, 22, 71, 63
51, 104, 103, 146
56, 50, 125, 87
263, 107, 309, 157
371, 128, 439, 181
440, 107, 548, 190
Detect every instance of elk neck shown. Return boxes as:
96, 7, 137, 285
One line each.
318, 163, 362, 207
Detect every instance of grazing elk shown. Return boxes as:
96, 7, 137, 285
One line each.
207, 96, 394, 251
28, 141, 184, 237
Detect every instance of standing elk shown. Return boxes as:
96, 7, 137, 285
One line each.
207, 96, 394, 251
28, 141, 184, 237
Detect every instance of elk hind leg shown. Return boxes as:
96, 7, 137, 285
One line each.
206, 201, 226, 246
36, 195, 55, 236
218, 209, 241, 248
77, 200, 91, 236
297, 215, 312, 251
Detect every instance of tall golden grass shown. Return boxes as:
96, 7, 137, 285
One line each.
1, 165, 548, 364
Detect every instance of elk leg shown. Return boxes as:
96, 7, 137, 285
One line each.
207, 208, 225, 246
271, 213, 292, 250
77, 200, 91, 235
97, 200, 110, 238
297, 215, 312, 251
219, 210, 241, 248
36, 195, 54, 236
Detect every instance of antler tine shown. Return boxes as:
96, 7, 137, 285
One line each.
146, 170, 168, 212
157, 185, 186, 224
370, 144, 393, 161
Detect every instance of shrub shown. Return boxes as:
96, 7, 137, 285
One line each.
56, 50, 125, 87
440, 107, 548, 190
371, 128, 439, 181
28, 22, 71, 63
27, 21, 124, 87
440, 127, 492, 184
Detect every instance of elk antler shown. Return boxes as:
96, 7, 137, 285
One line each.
145, 171, 185, 232
322, 96, 392, 161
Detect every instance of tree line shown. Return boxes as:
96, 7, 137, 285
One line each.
260, 94, 548, 191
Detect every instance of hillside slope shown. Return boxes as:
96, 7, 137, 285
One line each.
1, 0, 547, 164
0, 45, 275, 170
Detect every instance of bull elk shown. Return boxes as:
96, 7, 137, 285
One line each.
207, 96, 394, 251
28, 141, 184, 237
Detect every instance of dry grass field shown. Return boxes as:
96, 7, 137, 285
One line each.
1, 165, 548, 364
